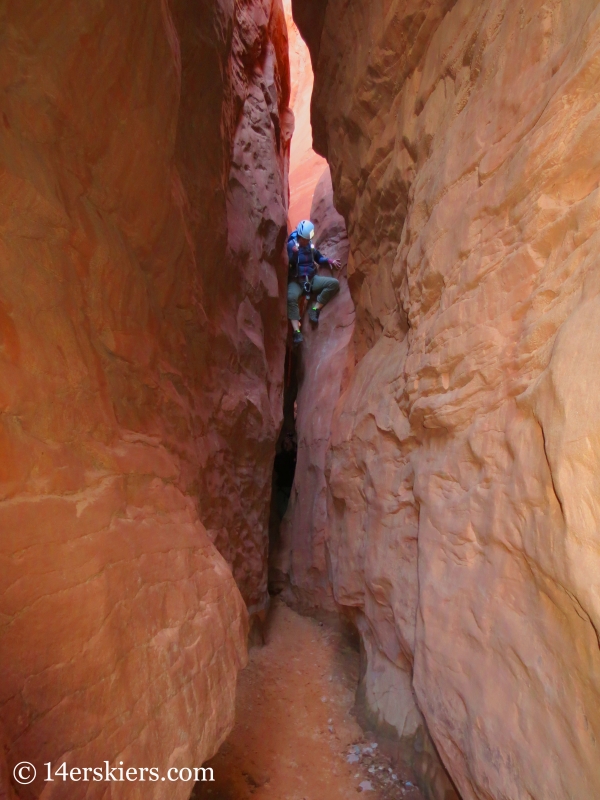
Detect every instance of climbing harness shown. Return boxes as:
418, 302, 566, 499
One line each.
286, 226, 320, 358
288, 230, 318, 283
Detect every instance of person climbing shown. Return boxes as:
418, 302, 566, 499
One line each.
287, 219, 342, 344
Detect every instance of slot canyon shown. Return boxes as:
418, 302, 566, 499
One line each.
1, 1, 600, 799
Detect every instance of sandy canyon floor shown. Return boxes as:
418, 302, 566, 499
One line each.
193, 600, 424, 800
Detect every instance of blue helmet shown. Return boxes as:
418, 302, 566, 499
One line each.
297, 220, 315, 240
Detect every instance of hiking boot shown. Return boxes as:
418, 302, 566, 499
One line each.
293, 329, 303, 345
308, 306, 320, 324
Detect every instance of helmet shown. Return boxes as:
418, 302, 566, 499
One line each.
297, 220, 315, 240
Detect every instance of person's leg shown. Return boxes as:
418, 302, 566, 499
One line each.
287, 281, 303, 332
311, 275, 340, 310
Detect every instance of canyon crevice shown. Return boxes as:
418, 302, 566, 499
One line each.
283, 0, 327, 227
2, 1, 600, 799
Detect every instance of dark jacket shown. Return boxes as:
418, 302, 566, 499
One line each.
287, 232, 331, 282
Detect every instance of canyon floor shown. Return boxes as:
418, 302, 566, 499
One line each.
193, 600, 424, 800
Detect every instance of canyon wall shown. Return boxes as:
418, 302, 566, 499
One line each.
0, 1, 290, 797
283, 0, 327, 226
291, 1, 600, 798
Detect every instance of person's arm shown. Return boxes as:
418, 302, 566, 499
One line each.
314, 248, 342, 270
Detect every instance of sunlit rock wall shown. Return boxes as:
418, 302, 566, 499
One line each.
283, 0, 327, 226
292, 1, 600, 798
0, 0, 290, 797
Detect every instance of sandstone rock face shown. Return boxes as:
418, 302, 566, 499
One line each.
291, 1, 600, 797
0, 1, 290, 797
283, 0, 327, 226
276, 168, 353, 611
194, 0, 292, 617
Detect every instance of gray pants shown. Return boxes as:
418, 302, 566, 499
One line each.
287, 276, 340, 321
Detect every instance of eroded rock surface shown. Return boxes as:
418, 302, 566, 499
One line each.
291, 1, 600, 797
0, 0, 290, 796
283, 0, 327, 226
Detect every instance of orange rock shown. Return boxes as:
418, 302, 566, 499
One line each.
293, 0, 600, 796
284, 0, 327, 227
0, 0, 290, 796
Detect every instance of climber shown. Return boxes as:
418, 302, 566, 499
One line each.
287, 219, 342, 344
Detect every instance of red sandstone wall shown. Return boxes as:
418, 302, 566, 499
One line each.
291, 1, 600, 797
188, 0, 293, 619
0, 1, 290, 797
283, 0, 327, 227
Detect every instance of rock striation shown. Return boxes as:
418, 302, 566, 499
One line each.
291, 1, 600, 798
0, 1, 290, 797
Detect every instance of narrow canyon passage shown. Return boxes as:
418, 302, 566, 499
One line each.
2, 2, 600, 800
193, 601, 425, 800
